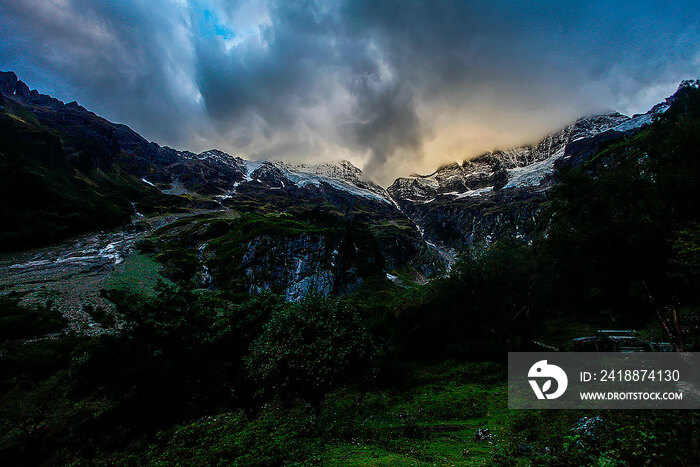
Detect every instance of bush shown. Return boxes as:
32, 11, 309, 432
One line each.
0, 297, 65, 340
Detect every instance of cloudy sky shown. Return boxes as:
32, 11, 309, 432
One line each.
1, 0, 699, 184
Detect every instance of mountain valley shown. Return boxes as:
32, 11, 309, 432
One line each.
2, 72, 700, 465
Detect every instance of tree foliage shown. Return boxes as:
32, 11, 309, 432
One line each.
246, 294, 378, 409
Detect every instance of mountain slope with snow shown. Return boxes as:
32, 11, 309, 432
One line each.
386, 85, 685, 251
388, 112, 630, 203
389, 84, 683, 206
153, 147, 394, 204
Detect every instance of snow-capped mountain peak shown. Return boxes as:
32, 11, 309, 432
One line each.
184, 149, 247, 170
388, 107, 654, 202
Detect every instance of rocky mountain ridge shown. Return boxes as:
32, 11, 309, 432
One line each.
384, 84, 692, 252
388, 110, 657, 203
2, 70, 695, 304
1, 69, 680, 216
390, 81, 699, 206
0, 71, 393, 212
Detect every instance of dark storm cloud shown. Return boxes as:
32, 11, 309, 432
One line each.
0, 0, 200, 144
192, 1, 428, 174
1, 0, 699, 183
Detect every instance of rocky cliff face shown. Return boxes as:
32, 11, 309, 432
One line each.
239, 233, 367, 301
146, 206, 446, 301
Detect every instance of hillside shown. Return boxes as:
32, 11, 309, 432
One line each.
1, 75, 699, 465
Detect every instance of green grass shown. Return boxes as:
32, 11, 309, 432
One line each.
315, 361, 555, 466
584, 129, 649, 168
107, 254, 165, 297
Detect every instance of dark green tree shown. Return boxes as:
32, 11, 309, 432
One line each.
245, 295, 377, 411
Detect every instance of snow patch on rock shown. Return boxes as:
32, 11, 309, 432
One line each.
503, 147, 565, 189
